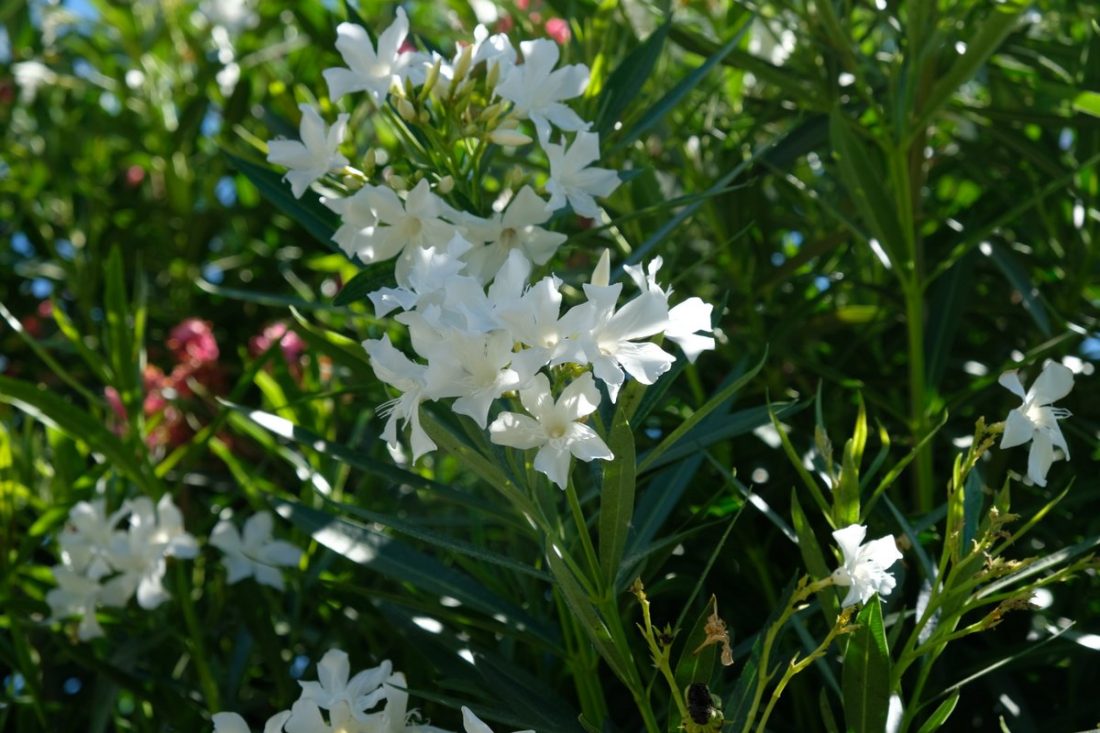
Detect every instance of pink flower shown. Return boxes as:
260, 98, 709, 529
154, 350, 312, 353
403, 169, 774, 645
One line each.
545, 18, 570, 44
168, 318, 219, 365
249, 322, 307, 379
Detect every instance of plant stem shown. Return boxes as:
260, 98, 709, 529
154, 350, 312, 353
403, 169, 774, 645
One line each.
740, 577, 834, 732
754, 608, 853, 733
566, 478, 601, 586
174, 562, 220, 712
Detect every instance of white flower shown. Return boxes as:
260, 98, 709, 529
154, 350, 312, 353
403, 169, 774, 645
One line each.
830, 524, 902, 608
99, 495, 198, 611
543, 132, 620, 218
58, 499, 128, 581
471, 25, 516, 74
209, 511, 302, 591
999, 362, 1074, 487
461, 186, 566, 283
324, 187, 378, 259
45, 566, 105, 641
462, 707, 534, 733
298, 649, 392, 721
200, 0, 258, 32
368, 234, 473, 318
489, 372, 613, 489
323, 10, 413, 104
12, 60, 56, 101
363, 335, 436, 461
266, 104, 350, 198
424, 329, 529, 429
495, 39, 590, 144
622, 256, 715, 363
557, 259, 673, 402
341, 180, 458, 287
212, 711, 291, 733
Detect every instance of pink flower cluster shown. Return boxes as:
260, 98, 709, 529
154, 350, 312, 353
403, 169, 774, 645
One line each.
497, 0, 571, 44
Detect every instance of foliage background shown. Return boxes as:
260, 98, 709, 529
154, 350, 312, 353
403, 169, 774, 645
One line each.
1, 0, 1099, 730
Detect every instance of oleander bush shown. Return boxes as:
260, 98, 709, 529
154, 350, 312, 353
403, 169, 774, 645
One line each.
2, 1, 1099, 731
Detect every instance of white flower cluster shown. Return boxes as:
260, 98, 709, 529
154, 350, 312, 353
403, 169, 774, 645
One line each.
264, 11, 716, 489
47, 500, 301, 639
213, 649, 531, 733
46, 496, 198, 640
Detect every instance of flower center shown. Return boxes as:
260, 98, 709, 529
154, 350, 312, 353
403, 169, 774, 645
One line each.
500, 227, 518, 249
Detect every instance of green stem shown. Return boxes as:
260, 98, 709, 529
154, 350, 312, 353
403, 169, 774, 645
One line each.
887, 133, 933, 513
566, 478, 601, 587
174, 562, 219, 712
754, 608, 853, 733
740, 577, 834, 732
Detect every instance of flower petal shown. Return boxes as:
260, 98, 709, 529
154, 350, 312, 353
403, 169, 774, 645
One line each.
999, 408, 1035, 449
1028, 362, 1074, 405
997, 370, 1026, 399
1026, 429, 1054, 487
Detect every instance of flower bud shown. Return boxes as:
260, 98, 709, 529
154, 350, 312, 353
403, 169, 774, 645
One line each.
490, 128, 532, 146
485, 60, 501, 92
362, 149, 377, 176
452, 44, 474, 86
591, 249, 611, 287
420, 58, 442, 99
437, 175, 455, 194
397, 98, 417, 122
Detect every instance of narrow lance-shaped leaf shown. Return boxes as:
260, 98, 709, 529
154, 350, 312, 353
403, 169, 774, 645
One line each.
595, 20, 670, 136
225, 151, 342, 252
842, 598, 891, 733
828, 110, 906, 270
638, 349, 767, 472
0, 375, 159, 494
276, 499, 558, 647
910, 2, 1027, 135
791, 490, 838, 625
599, 405, 636, 589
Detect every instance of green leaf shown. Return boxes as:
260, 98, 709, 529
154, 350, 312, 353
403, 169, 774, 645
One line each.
275, 499, 557, 646
820, 688, 842, 733
638, 350, 767, 472
834, 438, 861, 527
724, 634, 763, 730
641, 402, 798, 473
595, 20, 670, 136
103, 245, 136, 403
287, 308, 375, 380
196, 279, 336, 312
842, 598, 892, 733
0, 375, 159, 494
471, 654, 585, 733
598, 404, 636, 589
544, 541, 635, 687
916, 690, 960, 733
615, 20, 748, 150
1072, 91, 1100, 117
313, 493, 551, 582
332, 262, 395, 306
911, 3, 1027, 135
673, 596, 720, 692
225, 151, 341, 251
828, 110, 905, 265
986, 242, 1052, 336
925, 249, 976, 388
791, 490, 838, 624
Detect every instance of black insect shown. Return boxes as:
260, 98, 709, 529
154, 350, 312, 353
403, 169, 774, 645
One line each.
686, 682, 714, 725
